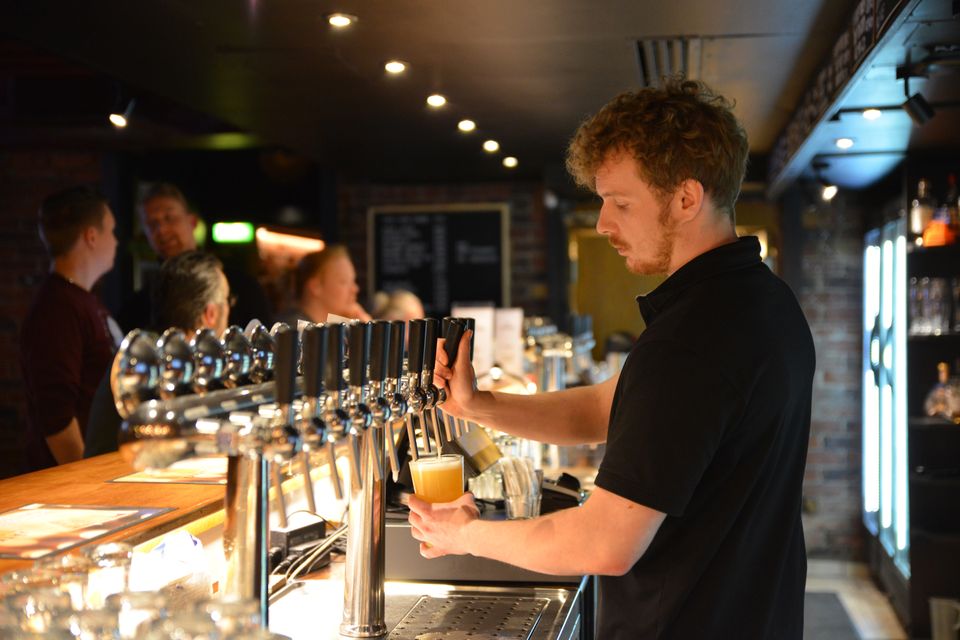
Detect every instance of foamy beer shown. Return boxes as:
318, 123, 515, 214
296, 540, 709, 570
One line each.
409, 454, 464, 503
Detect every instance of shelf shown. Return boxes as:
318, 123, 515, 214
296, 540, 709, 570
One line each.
910, 416, 960, 429
907, 333, 960, 342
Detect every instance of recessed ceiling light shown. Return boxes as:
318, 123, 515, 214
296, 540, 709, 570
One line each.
483, 139, 500, 153
384, 60, 406, 74
862, 108, 882, 121
426, 94, 447, 108
503, 156, 518, 168
458, 119, 476, 132
835, 137, 854, 150
821, 184, 838, 201
327, 13, 356, 28
109, 113, 128, 129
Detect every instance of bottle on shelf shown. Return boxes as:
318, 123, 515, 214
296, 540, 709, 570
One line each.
923, 174, 958, 247
923, 361, 960, 422
909, 178, 935, 246
945, 173, 959, 231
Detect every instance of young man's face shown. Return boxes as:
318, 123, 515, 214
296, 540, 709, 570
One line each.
594, 153, 677, 275
142, 196, 197, 260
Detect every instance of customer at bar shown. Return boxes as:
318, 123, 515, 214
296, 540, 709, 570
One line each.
118, 182, 272, 331
85, 251, 231, 457
20, 186, 121, 471
275, 245, 371, 325
411, 77, 816, 639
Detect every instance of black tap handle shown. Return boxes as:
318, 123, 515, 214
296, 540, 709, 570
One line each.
443, 318, 465, 365
302, 324, 326, 397
387, 320, 406, 380
274, 327, 299, 405
459, 317, 476, 361
348, 321, 371, 387
323, 323, 347, 392
408, 319, 426, 376
423, 318, 439, 372
370, 321, 390, 383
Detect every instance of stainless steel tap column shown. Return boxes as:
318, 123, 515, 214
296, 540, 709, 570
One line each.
341, 320, 387, 638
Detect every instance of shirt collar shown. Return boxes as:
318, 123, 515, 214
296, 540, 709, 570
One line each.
636, 236, 762, 324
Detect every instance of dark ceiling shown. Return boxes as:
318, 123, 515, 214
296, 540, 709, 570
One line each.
1, 0, 858, 182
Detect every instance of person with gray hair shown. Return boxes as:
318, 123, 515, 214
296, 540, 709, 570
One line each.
84, 251, 231, 457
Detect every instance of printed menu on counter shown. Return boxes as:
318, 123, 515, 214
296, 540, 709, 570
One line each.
0, 503, 172, 559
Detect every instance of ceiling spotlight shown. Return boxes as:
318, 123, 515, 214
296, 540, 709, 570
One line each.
426, 94, 446, 108
384, 60, 406, 74
835, 137, 854, 150
109, 98, 135, 129
503, 156, 518, 168
862, 108, 882, 121
457, 119, 476, 132
812, 161, 837, 202
327, 13, 356, 28
902, 93, 935, 125
483, 139, 500, 153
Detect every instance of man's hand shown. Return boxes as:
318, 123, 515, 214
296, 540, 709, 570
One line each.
434, 329, 478, 418
408, 493, 480, 559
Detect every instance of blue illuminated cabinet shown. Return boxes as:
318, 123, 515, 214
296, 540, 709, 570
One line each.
862, 220, 960, 637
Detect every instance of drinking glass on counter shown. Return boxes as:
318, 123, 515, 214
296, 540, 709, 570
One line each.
409, 454, 465, 504
84, 542, 133, 609
200, 595, 261, 634
107, 590, 168, 638
500, 457, 542, 520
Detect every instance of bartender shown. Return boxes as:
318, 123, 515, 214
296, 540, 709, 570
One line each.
409, 77, 816, 639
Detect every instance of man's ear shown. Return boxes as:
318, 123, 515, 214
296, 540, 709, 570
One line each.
674, 179, 705, 224
201, 301, 219, 330
82, 225, 99, 247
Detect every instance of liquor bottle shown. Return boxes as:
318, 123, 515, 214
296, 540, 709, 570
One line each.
944, 173, 959, 231
909, 178, 935, 244
924, 362, 954, 420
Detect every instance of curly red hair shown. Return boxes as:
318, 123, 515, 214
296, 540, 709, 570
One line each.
566, 76, 748, 220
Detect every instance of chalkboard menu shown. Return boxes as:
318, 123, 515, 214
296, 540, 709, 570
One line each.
367, 204, 510, 316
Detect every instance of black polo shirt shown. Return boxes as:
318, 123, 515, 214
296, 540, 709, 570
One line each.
594, 236, 815, 639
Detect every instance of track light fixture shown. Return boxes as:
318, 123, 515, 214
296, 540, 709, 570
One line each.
898, 50, 936, 126
109, 98, 136, 129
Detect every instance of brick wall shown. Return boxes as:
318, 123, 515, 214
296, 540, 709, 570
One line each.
0, 151, 103, 478
337, 181, 550, 316
782, 187, 866, 559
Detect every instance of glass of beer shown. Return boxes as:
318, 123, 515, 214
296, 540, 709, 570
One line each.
409, 454, 464, 504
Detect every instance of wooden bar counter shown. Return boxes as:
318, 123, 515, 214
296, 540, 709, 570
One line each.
0, 453, 225, 573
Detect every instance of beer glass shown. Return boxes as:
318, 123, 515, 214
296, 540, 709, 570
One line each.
409, 454, 464, 504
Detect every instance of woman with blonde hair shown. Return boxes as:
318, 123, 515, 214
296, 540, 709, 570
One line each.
276, 245, 371, 324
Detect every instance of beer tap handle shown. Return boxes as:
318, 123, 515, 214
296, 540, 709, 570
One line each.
387, 320, 406, 382
323, 323, 347, 396
423, 318, 439, 375
301, 324, 326, 400
457, 317, 476, 433
407, 319, 425, 380
442, 318, 466, 369
347, 321, 370, 389
370, 321, 389, 385
275, 327, 298, 413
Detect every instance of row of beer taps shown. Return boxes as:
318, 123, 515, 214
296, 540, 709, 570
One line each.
113, 316, 474, 499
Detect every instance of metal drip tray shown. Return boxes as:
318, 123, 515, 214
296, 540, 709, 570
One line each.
389, 595, 550, 640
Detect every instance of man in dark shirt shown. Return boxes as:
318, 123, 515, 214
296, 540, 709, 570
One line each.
86, 251, 232, 457
20, 186, 121, 472
118, 182, 272, 331
409, 78, 815, 638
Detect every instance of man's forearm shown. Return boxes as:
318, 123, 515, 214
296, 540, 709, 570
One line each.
45, 418, 84, 465
462, 506, 623, 576
464, 382, 613, 445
